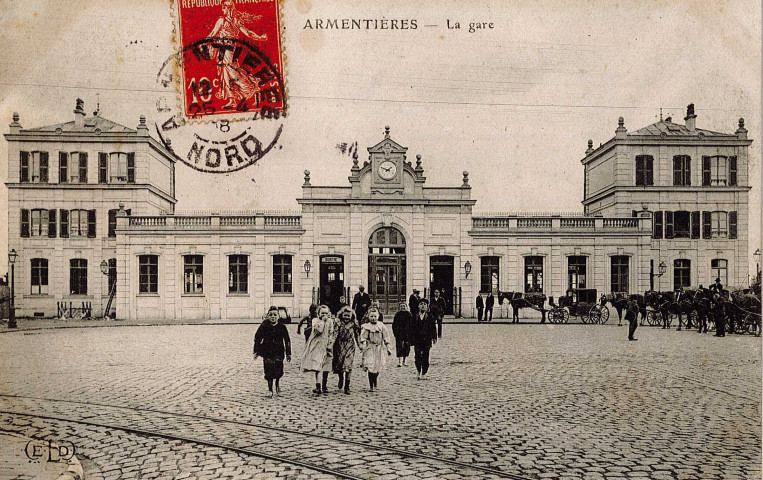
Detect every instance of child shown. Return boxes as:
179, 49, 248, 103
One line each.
332, 306, 360, 394
392, 303, 412, 367
253, 306, 292, 397
359, 308, 392, 391
301, 305, 336, 394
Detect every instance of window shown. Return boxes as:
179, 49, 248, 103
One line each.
673, 259, 691, 290
68, 209, 95, 238
611, 256, 629, 294
480, 256, 499, 293
711, 259, 728, 286
101, 152, 136, 183
30, 209, 49, 237
710, 211, 728, 238
60, 152, 88, 183
20, 151, 49, 183
183, 255, 204, 294
653, 211, 663, 239
107, 208, 131, 238
673, 155, 691, 186
524, 256, 543, 293
568, 256, 587, 290
673, 211, 690, 238
703, 156, 736, 186
635, 155, 654, 186
139, 255, 158, 294
273, 255, 293, 294
31, 258, 49, 295
229, 255, 249, 293
69, 259, 87, 295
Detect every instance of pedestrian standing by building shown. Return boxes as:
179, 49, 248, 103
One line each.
625, 296, 639, 341
352, 286, 371, 324
476, 294, 484, 322
359, 308, 392, 391
485, 292, 494, 322
409, 289, 421, 315
301, 305, 337, 394
713, 294, 727, 337
431, 289, 447, 338
253, 306, 292, 397
332, 305, 360, 394
410, 299, 438, 380
297, 304, 318, 342
392, 302, 412, 366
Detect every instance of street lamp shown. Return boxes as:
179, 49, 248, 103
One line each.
8, 249, 17, 329
464, 260, 472, 278
754, 248, 761, 275
649, 260, 666, 291
100, 259, 109, 276
303, 260, 312, 278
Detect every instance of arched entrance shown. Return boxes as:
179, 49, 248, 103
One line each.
368, 226, 406, 316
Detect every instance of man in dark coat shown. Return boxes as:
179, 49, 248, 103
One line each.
409, 289, 421, 316
625, 296, 639, 341
410, 299, 438, 379
713, 294, 727, 337
485, 292, 495, 322
352, 286, 371, 323
476, 294, 484, 322
431, 290, 447, 338
253, 306, 292, 397
392, 303, 412, 366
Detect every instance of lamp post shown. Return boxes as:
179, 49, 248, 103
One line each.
8, 249, 17, 329
649, 260, 666, 291
754, 248, 761, 285
303, 260, 312, 278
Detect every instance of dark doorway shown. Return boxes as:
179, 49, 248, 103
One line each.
368, 227, 407, 316
320, 255, 344, 314
429, 255, 454, 315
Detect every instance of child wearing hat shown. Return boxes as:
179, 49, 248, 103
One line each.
253, 306, 292, 397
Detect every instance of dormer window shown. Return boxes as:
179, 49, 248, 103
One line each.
98, 152, 135, 184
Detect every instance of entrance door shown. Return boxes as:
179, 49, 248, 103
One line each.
429, 256, 454, 315
319, 255, 344, 314
368, 227, 406, 316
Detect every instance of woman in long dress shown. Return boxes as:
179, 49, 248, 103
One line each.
359, 308, 392, 391
301, 305, 336, 394
332, 306, 360, 394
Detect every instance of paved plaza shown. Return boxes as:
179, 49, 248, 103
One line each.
0, 322, 759, 480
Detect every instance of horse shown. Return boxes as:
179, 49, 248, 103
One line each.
600, 292, 628, 326
498, 291, 547, 323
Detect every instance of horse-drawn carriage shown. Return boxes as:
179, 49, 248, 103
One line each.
548, 288, 609, 324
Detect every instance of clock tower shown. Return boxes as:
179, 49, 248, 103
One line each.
368, 125, 406, 192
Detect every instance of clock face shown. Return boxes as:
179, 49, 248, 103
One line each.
378, 161, 397, 180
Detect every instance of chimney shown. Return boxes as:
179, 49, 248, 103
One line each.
74, 99, 86, 128
684, 103, 696, 132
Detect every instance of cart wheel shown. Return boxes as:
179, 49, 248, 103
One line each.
562, 309, 570, 324
599, 305, 610, 324
588, 306, 602, 324
549, 308, 562, 324
737, 315, 751, 335
581, 310, 590, 324
646, 311, 658, 326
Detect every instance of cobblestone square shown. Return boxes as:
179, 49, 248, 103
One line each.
0, 323, 759, 479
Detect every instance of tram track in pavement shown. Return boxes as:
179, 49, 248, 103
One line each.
0, 393, 536, 480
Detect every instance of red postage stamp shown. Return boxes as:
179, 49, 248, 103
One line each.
173, 0, 286, 121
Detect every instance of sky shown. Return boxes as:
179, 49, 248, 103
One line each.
0, 0, 761, 276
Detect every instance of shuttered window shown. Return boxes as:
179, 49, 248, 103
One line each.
635, 155, 654, 186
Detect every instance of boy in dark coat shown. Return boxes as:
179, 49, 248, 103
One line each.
254, 306, 292, 397
476, 294, 484, 322
410, 299, 438, 380
392, 303, 412, 366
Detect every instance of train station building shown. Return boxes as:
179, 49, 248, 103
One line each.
5, 101, 753, 319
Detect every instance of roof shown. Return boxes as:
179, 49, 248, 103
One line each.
25, 115, 135, 134
627, 120, 734, 138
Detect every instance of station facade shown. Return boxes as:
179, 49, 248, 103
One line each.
5, 101, 753, 319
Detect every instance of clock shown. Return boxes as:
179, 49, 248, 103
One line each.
378, 160, 397, 180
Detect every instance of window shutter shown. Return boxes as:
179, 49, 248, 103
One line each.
87, 210, 97, 238
98, 153, 108, 183
108, 209, 117, 238
79, 152, 88, 183
59, 152, 68, 183
665, 211, 674, 239
673, 157, 681, 186
702, 156, 711, 186
635, 156, 643, 186
60, 209, 69, 238
729, 156, 737, 186
729, 211, 737, 239
702, 211, 711, 239
39, 152, 49, 182
20, 151, 29, 182
691, 211, 700, 239
20, 209, 30, 237
127, 152, 136, 183
653, 211, 663, 239
48, 209, 57, 238
684, 157, 691, 186
646, 156, 654, 185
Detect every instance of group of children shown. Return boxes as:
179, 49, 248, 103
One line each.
253, 299, 439, 397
